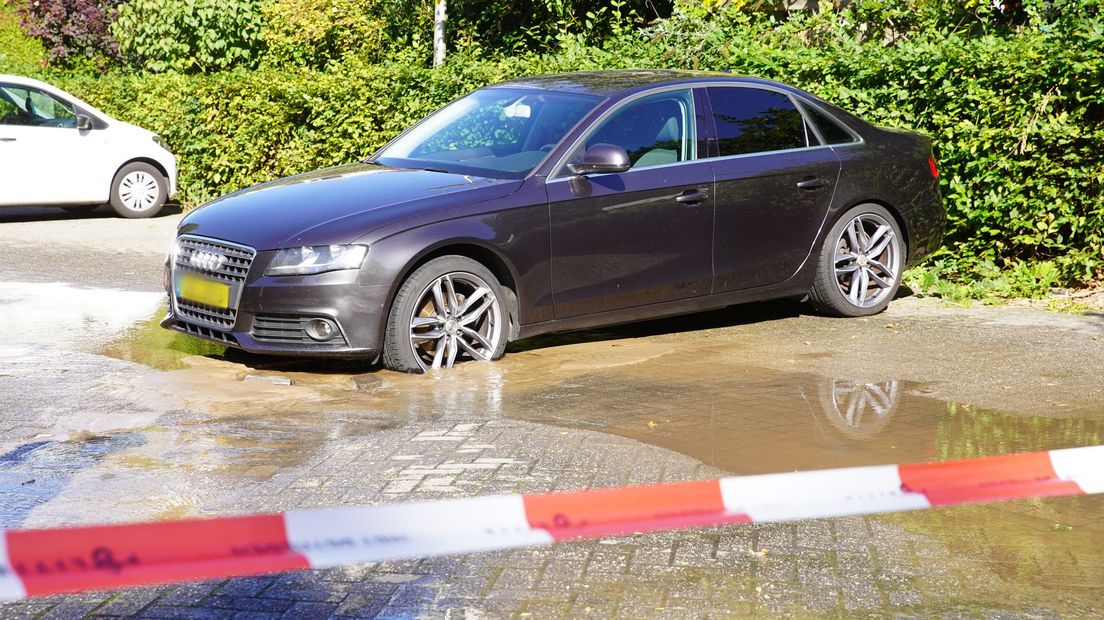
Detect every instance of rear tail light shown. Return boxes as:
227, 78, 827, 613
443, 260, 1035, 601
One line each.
928, 154, 940, 179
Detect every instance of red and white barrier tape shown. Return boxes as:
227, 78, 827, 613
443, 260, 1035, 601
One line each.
2, 445, 1102, 602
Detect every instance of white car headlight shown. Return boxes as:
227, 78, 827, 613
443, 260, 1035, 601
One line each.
265, 245, 368, 276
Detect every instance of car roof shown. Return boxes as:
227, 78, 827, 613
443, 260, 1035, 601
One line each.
490, 69, 802, 98
0, 74, 56, 91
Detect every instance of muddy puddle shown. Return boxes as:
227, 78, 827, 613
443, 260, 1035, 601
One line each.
85, 310, 1104, 612
99, 311, 1104, 477
96, 314, 1104, 499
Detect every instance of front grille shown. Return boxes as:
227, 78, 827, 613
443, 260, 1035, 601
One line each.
174, 236, 253, 282
171, 235, 256, 333
253, 315, 348, 346
171, 319, 239, 345
177, 300, 236, 329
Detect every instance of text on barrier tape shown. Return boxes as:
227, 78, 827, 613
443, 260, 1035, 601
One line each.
2, 445, 1103, 602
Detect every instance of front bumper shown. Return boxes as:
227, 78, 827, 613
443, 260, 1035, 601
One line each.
162, 236, 389, 358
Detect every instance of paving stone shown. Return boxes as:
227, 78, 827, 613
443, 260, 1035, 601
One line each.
136, 605, 233, 619
40, 603, 101, 619
332, 592, 391, 618
280, 601, 338, 619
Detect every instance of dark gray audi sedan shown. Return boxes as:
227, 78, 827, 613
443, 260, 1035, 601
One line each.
163, 70, 943, 373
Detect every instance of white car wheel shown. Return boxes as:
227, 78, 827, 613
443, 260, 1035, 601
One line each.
110, 162, 167, 218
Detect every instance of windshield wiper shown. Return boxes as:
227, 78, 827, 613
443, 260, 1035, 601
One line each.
361, 157, 452, 174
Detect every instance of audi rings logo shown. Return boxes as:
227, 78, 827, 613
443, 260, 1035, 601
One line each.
189, 250, 227, 272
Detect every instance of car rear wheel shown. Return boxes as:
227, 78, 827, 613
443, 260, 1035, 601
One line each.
809, 204, 905, 317
382, 256, 508, 373
109, 162, 166, 218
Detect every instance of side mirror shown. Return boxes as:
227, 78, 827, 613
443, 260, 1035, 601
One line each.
567, 143, 630, 176
76, 114, 93, 131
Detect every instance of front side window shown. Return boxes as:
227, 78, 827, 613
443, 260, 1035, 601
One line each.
375, 88, 601, 179
707, 87, 808, 156
0, 85, 76, 128
568, 89, 696, 172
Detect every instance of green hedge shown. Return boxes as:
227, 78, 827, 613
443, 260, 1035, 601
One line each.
16, 8, 1104, 288
52, 60, 515, 206
0, 3, 44, 74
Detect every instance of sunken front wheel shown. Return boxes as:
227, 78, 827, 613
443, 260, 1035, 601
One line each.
809, 204, 905, 317
382, 256, 508, 373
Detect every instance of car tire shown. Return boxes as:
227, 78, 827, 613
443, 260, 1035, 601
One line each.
382, 256, 509, 373
109, 162, 167, 218
809, 203, 906, 317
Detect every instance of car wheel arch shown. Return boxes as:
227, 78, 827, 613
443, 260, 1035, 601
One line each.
827, 198, 910, 256
386, 241, 523, 342
109, 157, 170, 194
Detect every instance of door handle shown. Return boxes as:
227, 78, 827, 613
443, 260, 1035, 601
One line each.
675, 189, 708, 205
0, 137, 15, 142
796, 176, 825, 190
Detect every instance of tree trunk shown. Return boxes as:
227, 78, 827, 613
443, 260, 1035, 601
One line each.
433, 0, 447, 68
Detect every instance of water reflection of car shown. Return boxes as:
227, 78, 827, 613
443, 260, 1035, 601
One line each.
818, 379, 900, 440
0, 74, 177, 218
163, 70, 944, 373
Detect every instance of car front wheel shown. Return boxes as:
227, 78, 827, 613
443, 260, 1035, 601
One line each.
809, 204, 905, 317
109, 162, 167, 218
382, 256, 509, 373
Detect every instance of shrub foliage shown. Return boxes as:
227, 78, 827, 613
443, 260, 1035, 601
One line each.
111, 0, 264, 73
260, 0, 428, 69
15, 0, 119, 68
0, 2, 45, 73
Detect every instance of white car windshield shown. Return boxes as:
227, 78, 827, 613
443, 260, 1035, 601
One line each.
373, 88, 601, 179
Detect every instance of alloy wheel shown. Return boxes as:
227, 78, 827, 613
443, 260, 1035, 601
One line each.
407, 271, 504, 370
832, 212, 902, 309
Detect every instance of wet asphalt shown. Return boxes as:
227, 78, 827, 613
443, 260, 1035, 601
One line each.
1, 207, 1103, 617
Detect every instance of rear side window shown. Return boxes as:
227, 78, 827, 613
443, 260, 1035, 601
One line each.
706, 87, 807, 156
802, 102, 857, 145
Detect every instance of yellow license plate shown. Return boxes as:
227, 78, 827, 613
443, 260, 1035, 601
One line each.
176, 273, 230, 308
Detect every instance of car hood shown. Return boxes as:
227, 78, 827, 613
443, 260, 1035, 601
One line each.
177, 163, 521, 250
110, 119, 155, 140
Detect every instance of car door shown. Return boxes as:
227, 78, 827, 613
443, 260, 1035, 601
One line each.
547, 88, 714, 319
705, 86, 841, 292
0, 84, 105, 206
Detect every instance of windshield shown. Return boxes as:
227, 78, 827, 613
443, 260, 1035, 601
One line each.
374, 88, 602, 179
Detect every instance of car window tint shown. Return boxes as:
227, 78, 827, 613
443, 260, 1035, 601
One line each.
579, 90, 695, 170
802, 102, 857, 144
706, 87, 807, 156
28, 90, 76, 127
0, 86, 31, 126
0, 86, 76, 128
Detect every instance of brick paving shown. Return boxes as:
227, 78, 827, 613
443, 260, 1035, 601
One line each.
5, 406, 1103, 618
2, 281, 1104, 617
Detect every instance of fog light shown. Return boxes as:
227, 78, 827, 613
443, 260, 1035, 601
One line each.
305, 318, 337, 341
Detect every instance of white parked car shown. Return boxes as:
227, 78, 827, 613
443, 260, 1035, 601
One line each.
0, 74, 177, 218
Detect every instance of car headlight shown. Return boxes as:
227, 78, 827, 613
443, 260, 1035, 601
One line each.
265, 244, 368, 276
153, 135, 170, 151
